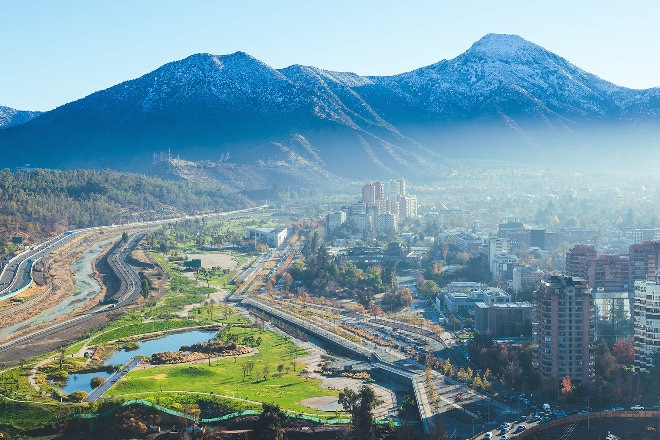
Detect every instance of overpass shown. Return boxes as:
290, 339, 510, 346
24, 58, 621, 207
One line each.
242, 296, 442, 435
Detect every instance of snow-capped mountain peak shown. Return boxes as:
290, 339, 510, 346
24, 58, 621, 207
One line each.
466, 33, 543, 59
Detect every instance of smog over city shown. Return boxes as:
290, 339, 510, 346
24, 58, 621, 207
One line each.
1, 2, 660, 440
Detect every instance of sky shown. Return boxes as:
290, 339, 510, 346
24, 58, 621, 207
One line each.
2, 0, 659, 111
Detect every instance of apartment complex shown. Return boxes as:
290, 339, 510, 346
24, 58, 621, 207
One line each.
325, 178, 417, 234
633, 279, 660, 372
534, 276, 594, 383
566, 240, 660, 292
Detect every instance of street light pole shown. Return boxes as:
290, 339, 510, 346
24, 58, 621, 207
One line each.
587, 395, 590, 431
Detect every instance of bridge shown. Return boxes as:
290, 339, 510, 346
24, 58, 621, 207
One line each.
242, 296, 443, 436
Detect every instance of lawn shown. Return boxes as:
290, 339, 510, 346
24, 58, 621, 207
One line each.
105, 327, 339, 415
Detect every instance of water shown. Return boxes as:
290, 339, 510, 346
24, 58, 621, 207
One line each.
105, 329, 217, 365
0, 236, 115, 340
57, 371, 113, 395
57, 329, 217, 394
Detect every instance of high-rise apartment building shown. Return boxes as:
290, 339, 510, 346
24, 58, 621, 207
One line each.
633, 279, 660, 372
587, 254, 630, 292
534, 276, 594, 383
388, 178, 407, 198
325, 211, 346, 232
398, 194, 417, 219
629, 241, 660, 285
362, 181, 385, 205
565, 244, 597, 280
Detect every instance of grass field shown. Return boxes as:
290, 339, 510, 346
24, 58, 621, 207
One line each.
104, 326, 339, 415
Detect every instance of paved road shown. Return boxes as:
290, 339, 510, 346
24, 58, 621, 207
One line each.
87, 356, 142, 402
0, 231, 81, 300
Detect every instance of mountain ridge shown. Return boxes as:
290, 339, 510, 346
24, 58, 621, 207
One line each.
1, 33, 659, 193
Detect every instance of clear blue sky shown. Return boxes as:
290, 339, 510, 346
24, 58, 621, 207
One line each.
2, 0, 659, 111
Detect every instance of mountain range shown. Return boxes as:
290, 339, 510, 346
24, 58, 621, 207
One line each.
2, 33, 659, 194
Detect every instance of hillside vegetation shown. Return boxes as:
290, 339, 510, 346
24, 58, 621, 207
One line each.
0, 168, 252, 250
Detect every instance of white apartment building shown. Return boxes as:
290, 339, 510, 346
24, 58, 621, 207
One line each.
633, 279, 660, 372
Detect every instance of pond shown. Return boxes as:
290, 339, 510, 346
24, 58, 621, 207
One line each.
58, 329, 218, 394
57, 371, 113, 395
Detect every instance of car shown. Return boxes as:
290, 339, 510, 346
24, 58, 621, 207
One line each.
631, 405, 645, 410
499, 422, 510, 430
528, 415, 540, 422
552, 410, 567, 418
499, 435, 507, 440
611, 406, 624, 411
515, 425, 526, 433
484, 433, 492, 439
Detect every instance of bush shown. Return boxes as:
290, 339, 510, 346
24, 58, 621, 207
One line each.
68, 390, 88, 403
91, 376, 106, 388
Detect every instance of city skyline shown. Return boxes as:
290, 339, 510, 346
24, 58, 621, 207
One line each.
2, 0, 659, 111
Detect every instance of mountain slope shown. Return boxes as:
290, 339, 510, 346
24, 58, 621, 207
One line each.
0, 105, 41, 129
1, 34, 659, 189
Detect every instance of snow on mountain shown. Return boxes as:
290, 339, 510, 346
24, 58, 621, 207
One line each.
1, 33, 660, 183
369, 33, 631, 125
0, 105, 41, 129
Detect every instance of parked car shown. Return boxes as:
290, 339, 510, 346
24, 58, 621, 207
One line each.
611, 406, 624, 411
515, 425, 526, 433
484, 433, 492, 439
631, 405, 645, 410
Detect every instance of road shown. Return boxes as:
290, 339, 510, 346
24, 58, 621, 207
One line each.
0, 205, 272, 358
243, 296, 449, 435
0, 231, 81, 300
86, 356, 142, 402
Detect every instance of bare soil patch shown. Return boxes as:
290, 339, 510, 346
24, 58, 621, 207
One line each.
184, 252, 239, 270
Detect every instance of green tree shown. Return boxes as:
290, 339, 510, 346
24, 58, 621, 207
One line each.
339, 385, 381, 440
256, 403, 286, 440
140, 278, 150, 299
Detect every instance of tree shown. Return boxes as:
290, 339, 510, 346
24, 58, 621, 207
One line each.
370, 304, 383, 319
612, 339, 635, 364
68, 390, 88, 403
417, 279, 440, 298
140, 278, 149, 299
339, 385, 381, 440
561, 376, 573, 400
255, 403, 286, 440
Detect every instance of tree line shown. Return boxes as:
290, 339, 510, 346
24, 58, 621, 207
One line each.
0, 167, 252, 253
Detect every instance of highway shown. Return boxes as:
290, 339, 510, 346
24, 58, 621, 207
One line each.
0, 231, 146, 353
0, 231, 82, 300
0, 205, 271, 355
0, 205, 270, 303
